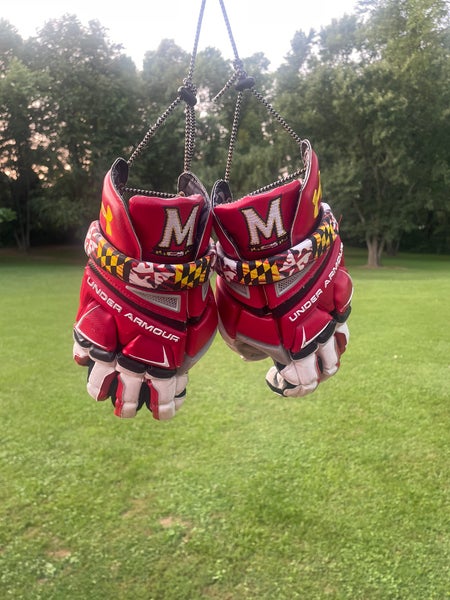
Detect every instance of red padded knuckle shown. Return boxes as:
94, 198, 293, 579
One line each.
186, 296, 218, 356
75, 301, 118, 351
333, 268, 353, 312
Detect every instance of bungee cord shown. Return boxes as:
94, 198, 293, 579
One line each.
124, 0, 207, 198
123, 0, 308, 199
214, 0, 308, 194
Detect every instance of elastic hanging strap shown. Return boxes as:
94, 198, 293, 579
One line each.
214, 0, 306, 191
126, 0, 207, 194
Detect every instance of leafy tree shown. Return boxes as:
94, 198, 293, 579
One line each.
129, 40, 194, 194
352, 0, 450, 261
0, 54, 52, 249
0, 19, 23, 74
1, 1, 448, 259
276, 0, 450, 265
0, 15, 145, 246
193, 46, 235, 186
205, 51, 291, 199
136, 42, 276, 197
27, 15, 143, 235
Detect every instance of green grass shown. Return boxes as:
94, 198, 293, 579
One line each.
0, 247, 449, 599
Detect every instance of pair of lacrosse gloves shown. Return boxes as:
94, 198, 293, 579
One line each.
72, 136, 353, 421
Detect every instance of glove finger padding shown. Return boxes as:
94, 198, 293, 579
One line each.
73, 159, 217, 420
212, 140, 352, 399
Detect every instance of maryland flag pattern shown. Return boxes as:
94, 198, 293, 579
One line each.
216, 206, 338, 286
84, 220, 215, 291
310, 214, 337, 259
173, 257, 212, 289
239, 259, 282, 285
96, 236, 133, 281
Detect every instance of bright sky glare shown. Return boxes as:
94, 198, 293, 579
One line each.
3, 0, 358, 69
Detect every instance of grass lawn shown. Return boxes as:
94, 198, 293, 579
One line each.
0, 246, 449, 599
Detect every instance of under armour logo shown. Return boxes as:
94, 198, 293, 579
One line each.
101, 202, 113, 237
312, 172, 322, 219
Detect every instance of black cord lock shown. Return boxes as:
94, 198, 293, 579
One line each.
235, 75, 255, 92
178, 85, 197, 106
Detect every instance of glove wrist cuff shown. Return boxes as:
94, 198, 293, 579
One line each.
85, 220, 216, 292
215, 206, 339, 286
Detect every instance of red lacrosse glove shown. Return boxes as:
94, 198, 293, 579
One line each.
212, 140, 352, 398
73, 158, 217, 420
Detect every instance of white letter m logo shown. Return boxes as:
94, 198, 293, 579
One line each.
241, 197, 286, 247
158, 206, 199, 249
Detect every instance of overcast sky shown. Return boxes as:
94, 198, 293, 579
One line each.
3, 0, 359, 69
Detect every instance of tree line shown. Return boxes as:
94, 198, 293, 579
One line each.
1, 0, 449, 265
